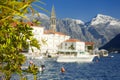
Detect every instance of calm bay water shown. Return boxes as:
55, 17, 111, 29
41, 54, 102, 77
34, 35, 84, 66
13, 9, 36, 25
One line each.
11, 53, 120, 80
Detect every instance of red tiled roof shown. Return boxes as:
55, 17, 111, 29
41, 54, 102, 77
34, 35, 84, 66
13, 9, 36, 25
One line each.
85, 42, 94, 45
65, 39, 81, 42
44, 30, 67, 36
44, 30, 54, 34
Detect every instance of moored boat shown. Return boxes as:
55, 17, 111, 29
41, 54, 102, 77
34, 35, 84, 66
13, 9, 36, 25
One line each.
56, 51, 95, 63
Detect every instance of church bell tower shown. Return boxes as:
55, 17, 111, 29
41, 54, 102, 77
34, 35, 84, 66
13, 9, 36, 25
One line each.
50, 5, 56, 32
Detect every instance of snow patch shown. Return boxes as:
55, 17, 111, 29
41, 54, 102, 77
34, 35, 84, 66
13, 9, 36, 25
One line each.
72, 19, 84, 25
26, 13, 49, 20
35, 13, 49, 20
91, 14, 116, 25
109, 21, 120, 26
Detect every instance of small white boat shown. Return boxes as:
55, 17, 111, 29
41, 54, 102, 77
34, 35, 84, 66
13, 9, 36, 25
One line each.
33, 56, 43, 59
39, 65, 45, 72
110, 56, 114, 58
56, 51, 95, 63
99, 49, 108, 57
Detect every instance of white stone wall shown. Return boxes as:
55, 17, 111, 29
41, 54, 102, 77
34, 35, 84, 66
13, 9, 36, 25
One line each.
61, 41, 85, 52
40, 33, 70, 54
29, 26, 71, 56
28, 26, 44, 55
76, 42, 85, 52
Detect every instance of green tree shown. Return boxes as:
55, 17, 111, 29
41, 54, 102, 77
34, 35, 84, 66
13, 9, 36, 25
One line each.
0, 0, 42, 79
68, 44, 75, 50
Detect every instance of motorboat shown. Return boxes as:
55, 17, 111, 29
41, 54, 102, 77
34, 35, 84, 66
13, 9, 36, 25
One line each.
56, 51, 95, 63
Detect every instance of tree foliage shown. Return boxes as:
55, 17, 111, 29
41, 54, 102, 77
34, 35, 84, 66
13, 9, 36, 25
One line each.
68, 44, 75, 50
0, 0, 41, 79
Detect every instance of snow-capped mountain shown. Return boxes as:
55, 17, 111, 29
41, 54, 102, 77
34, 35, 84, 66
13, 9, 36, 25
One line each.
90, 14, 118, 26
27, 13, 120, 47
71, 19, 84, 25
27, 13, 50, 29
27, 13, 49, 20
87, 14, 120, 47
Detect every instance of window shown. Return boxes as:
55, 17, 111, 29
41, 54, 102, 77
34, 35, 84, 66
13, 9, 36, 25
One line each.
65, 43, 67, 46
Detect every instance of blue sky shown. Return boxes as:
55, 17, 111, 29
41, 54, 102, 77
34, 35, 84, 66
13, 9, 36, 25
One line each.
34, 0, 120, 22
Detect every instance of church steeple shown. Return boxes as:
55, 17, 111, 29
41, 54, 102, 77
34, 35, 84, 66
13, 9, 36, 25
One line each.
50, 5, 56, 32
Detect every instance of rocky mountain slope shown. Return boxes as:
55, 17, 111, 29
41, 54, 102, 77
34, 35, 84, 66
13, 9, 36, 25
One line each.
27, 13, 120, 47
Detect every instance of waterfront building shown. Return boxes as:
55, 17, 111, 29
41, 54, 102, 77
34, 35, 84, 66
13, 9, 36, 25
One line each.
60, 39, 85, 51
28, 25, 44, 56
58, 39, 85, 55
42, 30, 70, 55
29, 25, 70, 56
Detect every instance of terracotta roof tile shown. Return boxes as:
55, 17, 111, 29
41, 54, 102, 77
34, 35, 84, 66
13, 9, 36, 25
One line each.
65, 39, 81, 42
85, 42, 94, 45
44, 30, 67, 36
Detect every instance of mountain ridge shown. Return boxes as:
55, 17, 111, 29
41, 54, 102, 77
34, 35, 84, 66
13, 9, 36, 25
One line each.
27, 13, 120, 48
